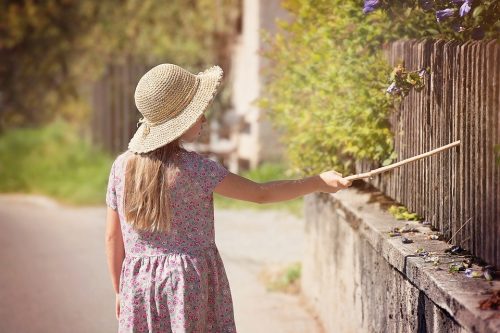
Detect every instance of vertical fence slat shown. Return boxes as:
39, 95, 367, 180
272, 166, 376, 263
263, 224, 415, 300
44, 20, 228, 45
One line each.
419, 39, 426, 222
459, 41, 466, 247
470, 42, 476, 253
442, 41, 450, 236
483, 40, 491, 264
489, 39, 496, 265
464, 41, 471, 249
476, 41, 484, 258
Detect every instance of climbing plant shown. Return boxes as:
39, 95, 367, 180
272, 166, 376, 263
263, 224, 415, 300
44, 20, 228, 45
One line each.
363, 0, 500, 41
259, 0, 498, 176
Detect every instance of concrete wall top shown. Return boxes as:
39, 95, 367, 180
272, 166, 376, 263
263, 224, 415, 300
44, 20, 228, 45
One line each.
306, 184, 500, 333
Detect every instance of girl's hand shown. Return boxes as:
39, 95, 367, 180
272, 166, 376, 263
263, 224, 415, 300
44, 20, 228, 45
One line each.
318, 170, 352, 193
115, 293, 120, 320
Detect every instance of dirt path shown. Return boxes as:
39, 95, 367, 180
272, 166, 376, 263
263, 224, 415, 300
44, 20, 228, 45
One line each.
0, 195, 322, 333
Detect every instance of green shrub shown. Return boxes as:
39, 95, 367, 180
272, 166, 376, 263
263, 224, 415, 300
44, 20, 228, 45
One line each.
259, 0, 497, 177
0, 123, 305, 212
259, 0, 400, 176
0, 120, 113, 205
214, 162, 304, 217
388, 204, 422, 221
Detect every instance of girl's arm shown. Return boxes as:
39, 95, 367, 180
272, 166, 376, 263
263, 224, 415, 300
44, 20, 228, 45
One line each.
105, 207, 125, 295
214, 170, 352, 204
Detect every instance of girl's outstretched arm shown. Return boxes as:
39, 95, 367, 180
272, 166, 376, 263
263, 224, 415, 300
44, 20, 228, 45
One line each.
105, 207, 125, 319
214, 170, 352, 204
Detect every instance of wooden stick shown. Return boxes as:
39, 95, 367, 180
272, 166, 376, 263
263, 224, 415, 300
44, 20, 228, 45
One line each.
447, 216, 472, 245
345, 140, 461, 181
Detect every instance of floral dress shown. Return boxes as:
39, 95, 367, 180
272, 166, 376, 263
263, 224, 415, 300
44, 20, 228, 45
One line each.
106, 148, 236, 333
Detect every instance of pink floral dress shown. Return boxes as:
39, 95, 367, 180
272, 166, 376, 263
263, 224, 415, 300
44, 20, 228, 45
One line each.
106, 148, 236, 333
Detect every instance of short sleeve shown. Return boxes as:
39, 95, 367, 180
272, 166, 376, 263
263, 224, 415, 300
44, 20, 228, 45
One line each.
198, 154, 229, 194
106, 160, 118, 211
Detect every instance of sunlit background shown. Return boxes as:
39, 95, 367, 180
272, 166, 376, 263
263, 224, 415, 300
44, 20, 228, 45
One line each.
1, 0, 499, 332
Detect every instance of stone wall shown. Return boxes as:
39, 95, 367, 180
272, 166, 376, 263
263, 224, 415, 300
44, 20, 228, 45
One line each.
301, 185, 500, 333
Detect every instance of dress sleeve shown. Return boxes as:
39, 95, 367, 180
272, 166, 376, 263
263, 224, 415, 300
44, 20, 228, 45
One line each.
106, 160, 118, 211
198, 154, 229, 194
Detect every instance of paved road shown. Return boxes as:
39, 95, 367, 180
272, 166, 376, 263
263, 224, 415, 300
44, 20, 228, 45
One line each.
0, 195, 322, 333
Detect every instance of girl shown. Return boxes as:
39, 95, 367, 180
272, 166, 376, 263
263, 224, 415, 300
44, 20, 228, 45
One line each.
105, 63, 352, 333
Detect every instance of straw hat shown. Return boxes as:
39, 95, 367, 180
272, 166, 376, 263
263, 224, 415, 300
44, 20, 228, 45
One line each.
128, 63, 223, 153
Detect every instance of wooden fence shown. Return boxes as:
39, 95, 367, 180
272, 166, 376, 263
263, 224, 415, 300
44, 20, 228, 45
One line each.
356, 39, 499, 268
91, 60, 147, 154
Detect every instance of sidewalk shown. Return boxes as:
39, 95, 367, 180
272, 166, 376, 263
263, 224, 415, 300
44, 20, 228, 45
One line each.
0, 195, 323, 333
215, 208, 323, 333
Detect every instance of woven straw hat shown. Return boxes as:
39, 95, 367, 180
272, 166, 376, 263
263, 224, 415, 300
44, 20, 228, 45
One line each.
128, 63, 223, 153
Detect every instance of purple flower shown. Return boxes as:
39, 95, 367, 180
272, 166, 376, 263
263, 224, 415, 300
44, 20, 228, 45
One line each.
459, 0, 472, 16
418, 69, 427, 78
419, 0, 434, 11
386, 82, 400, 94
363, 0, 380, 14
436, 8, 457, 22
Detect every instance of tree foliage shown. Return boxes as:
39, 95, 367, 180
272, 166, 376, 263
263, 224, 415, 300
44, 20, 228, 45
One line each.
0, 0, 241, 129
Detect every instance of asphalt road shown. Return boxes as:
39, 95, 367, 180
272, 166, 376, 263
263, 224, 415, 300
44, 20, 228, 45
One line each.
0, 194, 322, 333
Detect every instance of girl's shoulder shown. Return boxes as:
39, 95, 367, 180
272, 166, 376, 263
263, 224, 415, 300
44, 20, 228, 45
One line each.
179, 149, 206, 172
180, 149, 220, 167
179, 148, 206, 163
117, 150, 133, 161
115, 150, 133, 167
108, 150, 134, 177
179, 149, 229, 193
179, 149, 228, 176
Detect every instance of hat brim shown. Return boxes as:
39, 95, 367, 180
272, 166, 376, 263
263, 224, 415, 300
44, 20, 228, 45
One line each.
128, 65, 223, 154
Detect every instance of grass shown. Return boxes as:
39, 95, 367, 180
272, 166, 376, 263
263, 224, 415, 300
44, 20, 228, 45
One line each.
214, 163, 304, 217
387, 204, 422, 221
259, 262, 302, 294
0, 120, 113, 206
0, 120, 304, 216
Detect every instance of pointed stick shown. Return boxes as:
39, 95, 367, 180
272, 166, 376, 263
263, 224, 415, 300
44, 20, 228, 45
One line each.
345, 140, 461, 181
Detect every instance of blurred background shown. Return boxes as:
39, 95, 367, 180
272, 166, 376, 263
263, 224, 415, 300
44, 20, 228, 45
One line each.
1, 0, 498, 332
0, 0, 298, 208
0, 1, 310, 332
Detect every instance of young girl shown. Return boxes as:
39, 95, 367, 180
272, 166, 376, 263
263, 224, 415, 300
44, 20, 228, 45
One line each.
105, 63, 352, 333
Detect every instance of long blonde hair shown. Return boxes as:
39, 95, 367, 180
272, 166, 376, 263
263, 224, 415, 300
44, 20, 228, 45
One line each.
123, 139, 182, 233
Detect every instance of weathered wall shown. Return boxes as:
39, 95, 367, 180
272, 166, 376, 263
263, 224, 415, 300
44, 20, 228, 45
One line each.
302, 187, 500, 333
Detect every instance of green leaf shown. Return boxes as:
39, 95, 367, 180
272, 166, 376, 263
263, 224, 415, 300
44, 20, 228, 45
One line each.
472, 5, 484, 18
